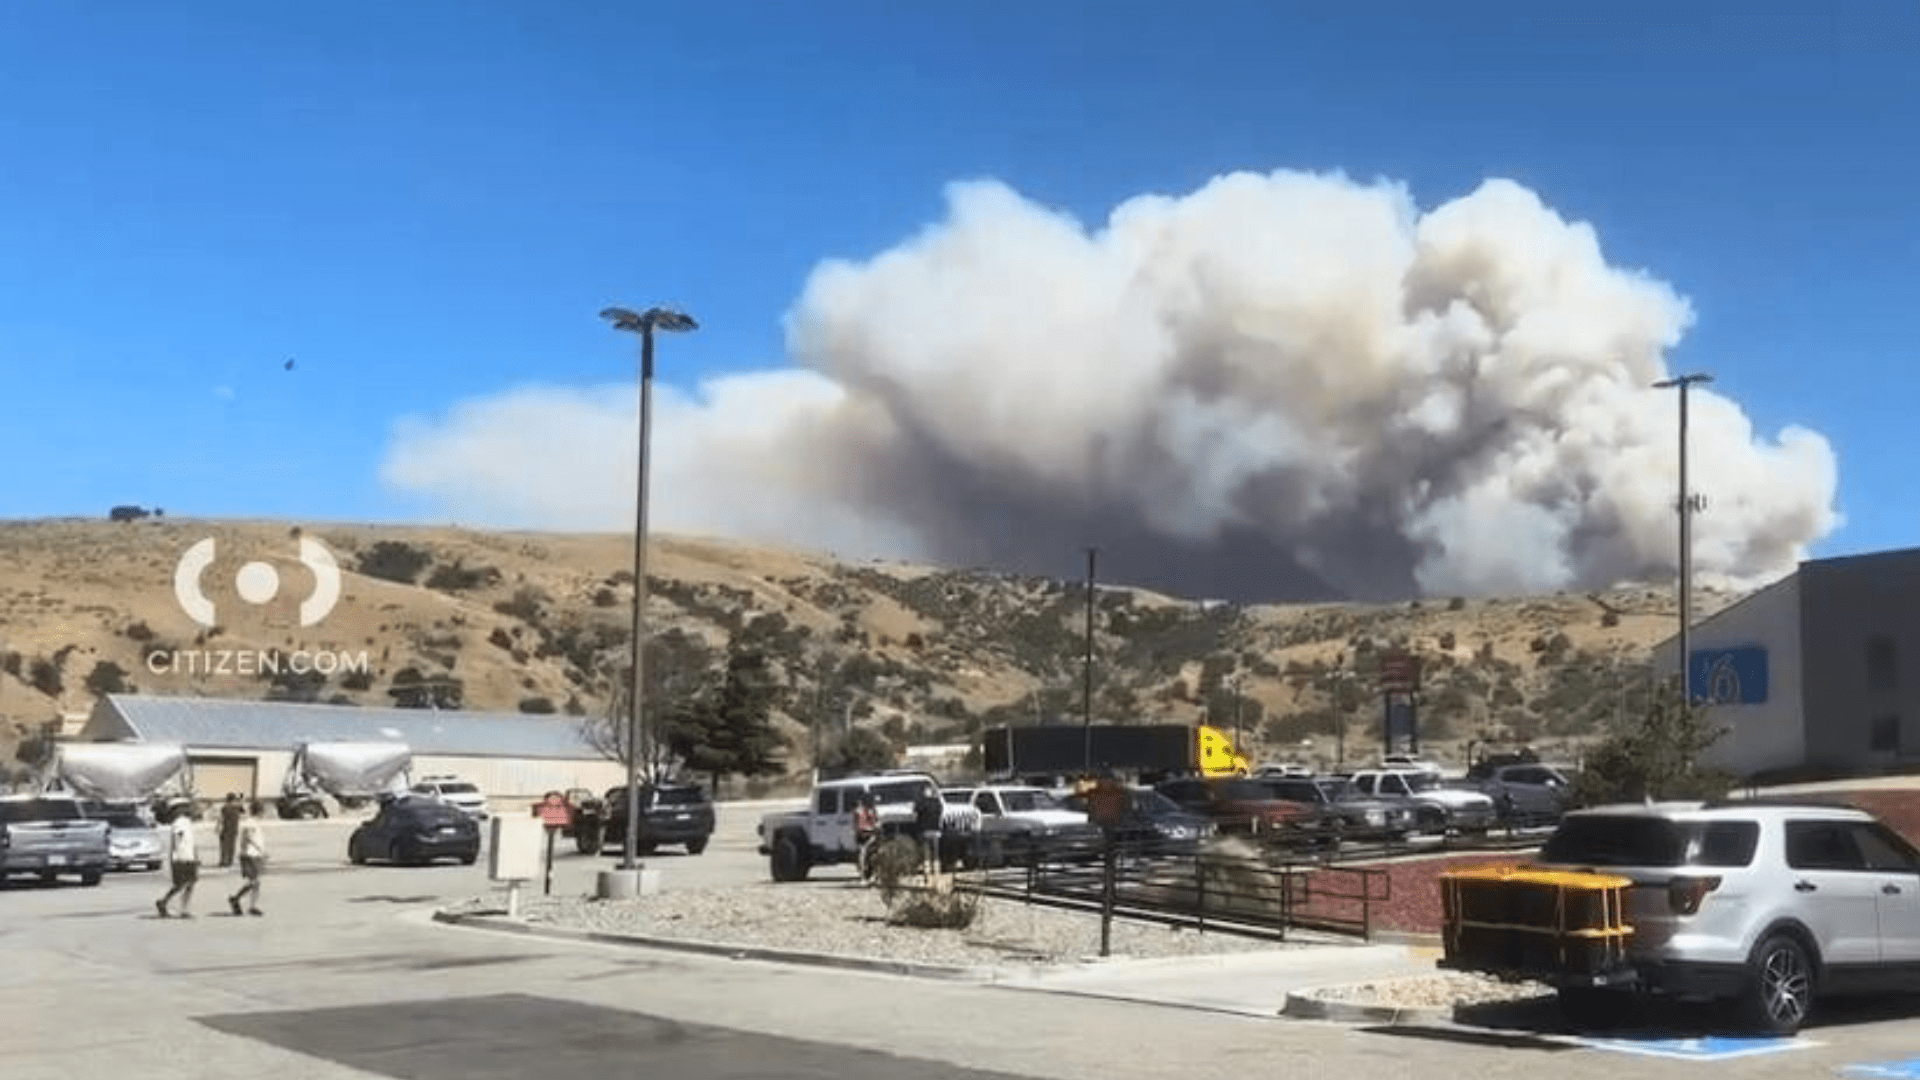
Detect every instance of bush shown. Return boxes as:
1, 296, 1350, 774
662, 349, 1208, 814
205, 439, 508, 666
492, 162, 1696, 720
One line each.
493, 586, 549, 623
425, 560, 500, 592
340, 668, 375, 692
28, 656, 62, 697
887, 882, 980, 929
355, 540, 433, 585
83, 660, 130, 696
866, 837, 926, 904
519, 696, 557, 715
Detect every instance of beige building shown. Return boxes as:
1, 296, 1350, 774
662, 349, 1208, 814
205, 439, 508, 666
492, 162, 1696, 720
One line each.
76, 693, 629, 806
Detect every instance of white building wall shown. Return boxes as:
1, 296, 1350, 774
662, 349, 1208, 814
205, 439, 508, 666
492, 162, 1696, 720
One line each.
172, 749, 622, 806
1653, 575, 1806, 779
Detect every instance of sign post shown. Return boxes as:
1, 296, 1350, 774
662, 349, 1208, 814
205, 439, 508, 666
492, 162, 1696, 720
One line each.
1086, 776, 1127, 958
1378, 652, 1423, 756
536, 792, 570, 897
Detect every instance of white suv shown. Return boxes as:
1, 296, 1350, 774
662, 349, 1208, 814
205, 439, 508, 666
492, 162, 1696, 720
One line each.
1529, 800, 1920, 1034
410, 776, 488, 819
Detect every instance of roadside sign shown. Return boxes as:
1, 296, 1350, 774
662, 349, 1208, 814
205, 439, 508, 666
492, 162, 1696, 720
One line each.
1843, 1058, 1920, 1079
537, 792, 570, 828
1572, 1035, 1816, 1061
1379, 652, 1421, 694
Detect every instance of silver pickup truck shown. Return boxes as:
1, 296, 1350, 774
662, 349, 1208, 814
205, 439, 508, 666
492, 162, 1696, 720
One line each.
0, 795, 111, 886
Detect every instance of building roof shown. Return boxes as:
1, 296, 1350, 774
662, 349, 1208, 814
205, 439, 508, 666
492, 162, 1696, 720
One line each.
81, 694, 609, 761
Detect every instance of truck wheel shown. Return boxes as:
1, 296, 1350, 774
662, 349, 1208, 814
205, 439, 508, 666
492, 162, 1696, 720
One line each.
1557, 987, 1633, 1030
80, 871, 102, 887
576, 819, 604, 856
1735, 934, 1815, 1035
686, 838, 708, 856
770, 834, 810, 882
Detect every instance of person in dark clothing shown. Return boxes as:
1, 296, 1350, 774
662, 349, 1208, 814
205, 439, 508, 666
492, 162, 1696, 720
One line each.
217, 793, 243, 867
911, 784, 944, 873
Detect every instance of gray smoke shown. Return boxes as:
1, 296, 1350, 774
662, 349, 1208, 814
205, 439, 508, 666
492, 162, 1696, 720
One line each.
383, 170, 1840, 602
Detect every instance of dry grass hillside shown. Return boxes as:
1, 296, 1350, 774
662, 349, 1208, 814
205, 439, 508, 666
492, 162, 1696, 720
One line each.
0, 517, 1739, 776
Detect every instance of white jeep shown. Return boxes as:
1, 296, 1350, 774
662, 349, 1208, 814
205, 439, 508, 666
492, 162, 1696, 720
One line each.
757, 773, 940, 882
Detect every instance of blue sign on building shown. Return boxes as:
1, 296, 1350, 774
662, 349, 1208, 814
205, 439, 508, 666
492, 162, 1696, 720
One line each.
1688, 646, 1769, 705
1573, 1035, 1812, 1061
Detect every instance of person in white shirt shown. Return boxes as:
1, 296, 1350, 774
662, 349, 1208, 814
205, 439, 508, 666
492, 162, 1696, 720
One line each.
228, 802, 267, 916
155, 802, 200, 918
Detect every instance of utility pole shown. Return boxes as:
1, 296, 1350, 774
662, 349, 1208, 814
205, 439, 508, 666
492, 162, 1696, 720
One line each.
1081, 546, 1097, 775
1654, 372, 1713, 699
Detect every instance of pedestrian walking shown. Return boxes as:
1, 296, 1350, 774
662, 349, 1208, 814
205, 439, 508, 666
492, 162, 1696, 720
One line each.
228, 802, 267, 916
155, 802, 200, 918
217, 793, 243, 867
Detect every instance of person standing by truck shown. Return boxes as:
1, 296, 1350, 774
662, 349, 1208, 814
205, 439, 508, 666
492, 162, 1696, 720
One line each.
912, 783, 944, 874
155, 802, 200, 918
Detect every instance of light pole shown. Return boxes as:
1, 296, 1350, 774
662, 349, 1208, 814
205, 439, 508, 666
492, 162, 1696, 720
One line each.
1653, 372, 1712, 699
601, 305, 698, 875
1081, 547, 1097, 775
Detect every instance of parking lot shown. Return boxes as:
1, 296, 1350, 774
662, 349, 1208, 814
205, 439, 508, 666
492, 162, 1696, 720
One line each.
7, 799, 1920, 1080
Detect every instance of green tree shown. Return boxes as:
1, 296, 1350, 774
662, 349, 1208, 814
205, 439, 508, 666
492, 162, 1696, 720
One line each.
819, 726, 897, 776
1570, 676, 1733, 805
662, 646, 787, 793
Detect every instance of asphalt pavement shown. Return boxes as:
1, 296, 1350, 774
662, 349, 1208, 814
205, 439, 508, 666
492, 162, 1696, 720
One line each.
6, 803, 1920, 1080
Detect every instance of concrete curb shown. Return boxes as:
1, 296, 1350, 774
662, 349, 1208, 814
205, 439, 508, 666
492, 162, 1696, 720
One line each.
431, 909, 986, 981
1280, 987, 1452, 1025
1367, 930, 1443, 949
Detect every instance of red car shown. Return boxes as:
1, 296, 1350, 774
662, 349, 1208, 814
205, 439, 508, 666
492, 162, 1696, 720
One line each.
1154, 776, 1324, 841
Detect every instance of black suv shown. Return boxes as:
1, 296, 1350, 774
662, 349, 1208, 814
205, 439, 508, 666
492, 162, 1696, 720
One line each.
602, 781, 715, 856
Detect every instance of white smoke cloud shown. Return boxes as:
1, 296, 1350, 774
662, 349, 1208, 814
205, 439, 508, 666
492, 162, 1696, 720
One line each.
381, 170, 1841, 601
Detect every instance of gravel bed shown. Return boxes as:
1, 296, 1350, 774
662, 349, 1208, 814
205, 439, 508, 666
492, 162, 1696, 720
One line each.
1306, 971, 1553, 1010
445, 881, 1311, 968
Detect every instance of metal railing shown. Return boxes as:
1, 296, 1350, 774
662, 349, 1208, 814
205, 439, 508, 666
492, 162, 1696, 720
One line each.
956, 835, 1393, 947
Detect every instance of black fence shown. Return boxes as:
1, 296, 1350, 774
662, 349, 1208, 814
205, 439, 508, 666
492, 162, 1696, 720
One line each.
956, 836, 1393, 948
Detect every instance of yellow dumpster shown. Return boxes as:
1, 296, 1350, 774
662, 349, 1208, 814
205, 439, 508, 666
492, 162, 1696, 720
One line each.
1438, 865, 1635, 981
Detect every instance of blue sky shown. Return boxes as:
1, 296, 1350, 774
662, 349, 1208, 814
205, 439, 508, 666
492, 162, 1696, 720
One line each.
1, 1, 1915, 575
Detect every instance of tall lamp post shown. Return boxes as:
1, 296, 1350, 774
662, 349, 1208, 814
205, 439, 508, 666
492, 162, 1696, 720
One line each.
601, 305, 698, 876
1081, 547, 1097, 775
1653, 372, 1712, 698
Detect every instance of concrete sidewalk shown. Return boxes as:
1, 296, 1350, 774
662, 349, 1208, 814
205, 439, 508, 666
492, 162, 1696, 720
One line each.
983, 942, 1441, 1017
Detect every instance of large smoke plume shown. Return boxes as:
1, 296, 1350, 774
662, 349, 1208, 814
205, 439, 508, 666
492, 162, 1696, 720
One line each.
382, 171, 1840, 601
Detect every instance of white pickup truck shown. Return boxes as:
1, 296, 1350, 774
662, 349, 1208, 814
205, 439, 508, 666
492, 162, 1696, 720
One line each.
1346, 768, 1498, 835
758, 773, 944, 882
941, 784, 1103, 866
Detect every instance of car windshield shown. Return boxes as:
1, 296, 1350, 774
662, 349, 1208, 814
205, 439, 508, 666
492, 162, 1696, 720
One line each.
1402, 774, 1442, 792
400, 804, 468, 826
651, 787, 705, 806
1001, 790, 1060, 812
942, 791, 972, 803
1316, 779, 1356, 800
0, 799, 83, 822
1216, 780, 1273, 801
868, 780, 929, 805
438, 783, 478, 795
1131, 790, 1182, 815
1540, 815, 1760, 868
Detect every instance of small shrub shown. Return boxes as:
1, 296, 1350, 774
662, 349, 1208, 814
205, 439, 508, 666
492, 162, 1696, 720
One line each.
593, 588, 618, 608
1447, 597, 1467, 611
124, 621, 155, 642
493, 586, 549, 623
488, 628, 513, 650
28, 656, 63, 697
425, 560, 501, 592
1600, 610, 1621, 628
83, 660, 130, 696
340, 669, 375, 692
887, 884, 980, 929
866, 837, 925, 904
355, 540, 433, 585
519, 696, 557, 715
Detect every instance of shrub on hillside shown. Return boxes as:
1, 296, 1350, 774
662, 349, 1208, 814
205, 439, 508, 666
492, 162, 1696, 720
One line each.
519, 696, 557, 715
425, 560, 501, 592
355, 541, 433, 585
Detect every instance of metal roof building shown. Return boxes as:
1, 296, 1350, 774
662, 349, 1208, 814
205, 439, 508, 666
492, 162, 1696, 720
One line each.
78, 694, 627, 804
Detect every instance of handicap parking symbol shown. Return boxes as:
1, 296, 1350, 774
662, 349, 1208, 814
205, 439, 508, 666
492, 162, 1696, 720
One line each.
1573, 1035, 1817, 1061
1843, 1058, 1920, 1079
